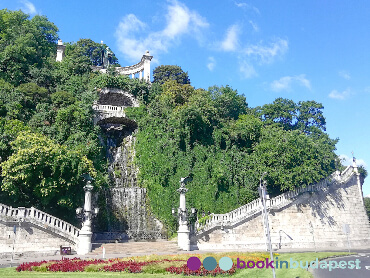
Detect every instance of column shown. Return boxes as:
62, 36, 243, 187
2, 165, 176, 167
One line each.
142, 50, 153, 82
56, 40, 66, 62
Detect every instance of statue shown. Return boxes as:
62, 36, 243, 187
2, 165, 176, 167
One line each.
102, 47, 113, 68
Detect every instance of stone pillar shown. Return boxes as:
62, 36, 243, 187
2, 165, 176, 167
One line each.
139, 71, 143, 80
56, 40, 66, 62
142, 50, 153, 82
77, 181, 93, 255
353, 158, 365, 206
177, 179, 190, 251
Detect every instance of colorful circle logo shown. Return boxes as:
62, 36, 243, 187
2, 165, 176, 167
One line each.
187, 256, 201, 270
187, 256, 233, 271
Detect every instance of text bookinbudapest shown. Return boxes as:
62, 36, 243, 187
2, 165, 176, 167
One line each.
237, 257, 361, 272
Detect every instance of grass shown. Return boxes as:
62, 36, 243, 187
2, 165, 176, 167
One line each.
0, 252, 351, 278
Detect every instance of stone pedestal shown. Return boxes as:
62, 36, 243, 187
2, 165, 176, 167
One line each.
178, 222, 190, 251
77, 229, 92, 255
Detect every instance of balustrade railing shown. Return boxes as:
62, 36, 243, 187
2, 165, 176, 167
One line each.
196, 166, 356, 233
0, 204, 80, 242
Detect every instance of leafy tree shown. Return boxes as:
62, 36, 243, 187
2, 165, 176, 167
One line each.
254, 97, 326, 134
0, 118, 29, 161
51, 91, 76, 108
250, 126, 339, 195
209, 85, 248, 121
65, 39, 119, 67
153, 65, 190, 85
0, 9, 58, 85
0, 131, 95, 221
16, 82, 49, 108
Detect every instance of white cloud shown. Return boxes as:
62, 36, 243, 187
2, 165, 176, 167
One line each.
235, 2, 247, 8
221, 24, 240, 52
339, 154, 367, 167
328, 88, 352, 100
339, 70, 351, 80
249, 20, 259, 32
243, 38, 288, 64
270, 74, 311, 92
239, 61, 257, 78
20, 0, 37, 15
234, 2, 260, 14
115, 0, 209, 62
207, 57, 216, 71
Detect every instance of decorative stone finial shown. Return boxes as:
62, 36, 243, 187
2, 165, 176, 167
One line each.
58, 39, 63, 45
352, 151, 357, 168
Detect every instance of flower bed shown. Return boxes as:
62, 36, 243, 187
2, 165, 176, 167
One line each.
166, 265, 236, 276
15, 252, 269, 276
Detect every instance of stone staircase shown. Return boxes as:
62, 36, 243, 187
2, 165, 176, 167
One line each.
0, 204, 80, 244
90, 240, 181, 256
195, 165, 357, 235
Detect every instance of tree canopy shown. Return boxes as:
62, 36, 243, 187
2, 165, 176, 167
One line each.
0, 9, 58, 85
153, 65, 191, 85
127, 81, 340, 233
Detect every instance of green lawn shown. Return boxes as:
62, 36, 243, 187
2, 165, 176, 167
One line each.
0, 252, 351, 278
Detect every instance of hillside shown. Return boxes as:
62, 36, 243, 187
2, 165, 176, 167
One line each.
0, 9, 345, 233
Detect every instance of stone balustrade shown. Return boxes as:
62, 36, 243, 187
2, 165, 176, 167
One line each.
92, 51, 153, 82
93, 104, 126, 118
0, 204, 80, 243
196, 166, 356, 234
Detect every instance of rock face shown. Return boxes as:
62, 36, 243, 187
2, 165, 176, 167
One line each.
94, 88, 166, 241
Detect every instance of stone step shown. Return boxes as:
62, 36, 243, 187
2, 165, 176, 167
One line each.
90, 241, 181, 255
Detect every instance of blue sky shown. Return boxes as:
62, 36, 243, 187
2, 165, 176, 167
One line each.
2, 0, 370, 196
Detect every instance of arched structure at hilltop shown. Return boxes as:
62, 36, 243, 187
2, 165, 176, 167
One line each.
56, 40, 153, 82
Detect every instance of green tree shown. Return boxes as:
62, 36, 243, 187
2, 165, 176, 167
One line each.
153, 65, 190, 85
65, 39, 119, 67
250, 125, 339, 195
0, 118, 29, 161
254, 97, 326, 134
0, 9, 58, 85
0, 131, 95, 222
51, 91, 76, 108
209, 85, 248, 121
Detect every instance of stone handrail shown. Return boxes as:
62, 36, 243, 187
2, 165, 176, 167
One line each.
195, 166, 356, 233
115, 59, 144, 76
0, 204, 80, 243
92, 104, 126, 118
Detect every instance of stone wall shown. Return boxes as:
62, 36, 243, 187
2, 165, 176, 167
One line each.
0, 205, 79, 256
0, 220, 75, 255
192, 166, 370, 250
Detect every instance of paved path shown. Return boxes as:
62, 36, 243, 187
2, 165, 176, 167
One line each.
310, 252, 370, 278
